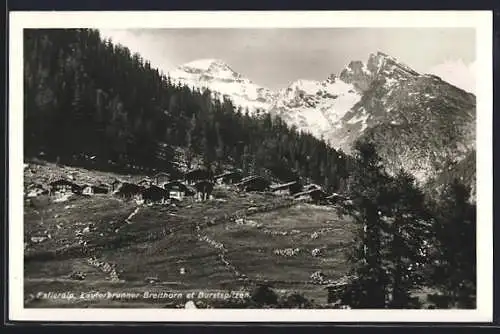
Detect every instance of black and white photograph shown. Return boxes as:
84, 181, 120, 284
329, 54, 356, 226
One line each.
8, 11, 492, 322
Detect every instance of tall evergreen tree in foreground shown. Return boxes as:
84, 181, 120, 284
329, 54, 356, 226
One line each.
340, 141, 433, 308
340, 141, 392, 308
429, 179, 476, 308
384, 170, 433, 308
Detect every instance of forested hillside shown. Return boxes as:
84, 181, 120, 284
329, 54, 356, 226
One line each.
24, 29, 351, 192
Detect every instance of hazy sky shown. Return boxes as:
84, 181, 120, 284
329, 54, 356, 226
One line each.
99, 28, 476, 92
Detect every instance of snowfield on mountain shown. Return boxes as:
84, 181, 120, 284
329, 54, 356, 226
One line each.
169, 59, 277, 116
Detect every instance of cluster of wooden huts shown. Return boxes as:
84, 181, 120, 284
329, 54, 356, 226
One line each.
26, 179, 110, 200
26, 166, 347, 206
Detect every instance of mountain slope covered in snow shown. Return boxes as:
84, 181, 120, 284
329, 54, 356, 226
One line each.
169, 59, 276, 116
268, 76, 361, 142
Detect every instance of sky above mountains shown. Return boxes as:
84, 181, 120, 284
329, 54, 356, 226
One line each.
99, 28, 476, 93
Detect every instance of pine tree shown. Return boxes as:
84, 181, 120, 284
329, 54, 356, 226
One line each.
385, 170, 433, 308
340, 141, 392, 308
340, 143, 433, 308
430, 179, 476, 308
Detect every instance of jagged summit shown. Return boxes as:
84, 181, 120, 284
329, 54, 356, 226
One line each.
339, 51, 421, 92
169, 58, 276, 115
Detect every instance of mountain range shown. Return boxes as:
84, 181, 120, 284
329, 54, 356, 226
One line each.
168, 52, 476, 186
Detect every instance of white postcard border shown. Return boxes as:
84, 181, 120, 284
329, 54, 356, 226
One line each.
8, 10, 493, 322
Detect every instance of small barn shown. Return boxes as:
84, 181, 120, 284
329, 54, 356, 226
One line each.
185, 167, 212, 185
270, 181, 302, 196
82, 184, 110, 196
194, 180, 214, 201
153, 172, 170, 187
164, 181, 196, 201
293, 188, 327, 203
49, 179, 81, 195
236, 176, 270, 192
142, 185, 169, 204
115, 182, 144, 200
214, 170, 243, 185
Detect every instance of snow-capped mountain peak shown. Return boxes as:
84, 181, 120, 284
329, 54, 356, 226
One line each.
169, 59, 275, 115
269, 75, 361, 141
180, 58, 227, 71
340, 51, 420, 92
172, 58, 249, 84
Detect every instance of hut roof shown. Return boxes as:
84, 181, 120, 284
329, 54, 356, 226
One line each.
326, 193, 346, 200
153, 172, 170, 178
215, 169, 243, 179
270, 181, 298, 191
303, 183, 322, 191
293, 188, 327, 198
238, 175, 267, 184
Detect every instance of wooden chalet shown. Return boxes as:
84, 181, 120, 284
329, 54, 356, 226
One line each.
236, 175, 271, 192
153, 172, 170, 186
49, 179, 82, 195
115, 182, 144, 200
142, 185, 169, 204
82, 184, 109, 196
270, 181, 302, 196
194, 180, 215, 201
214, 170, 243, 185
293, 188, 327, 203
164, 180, 196, 201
